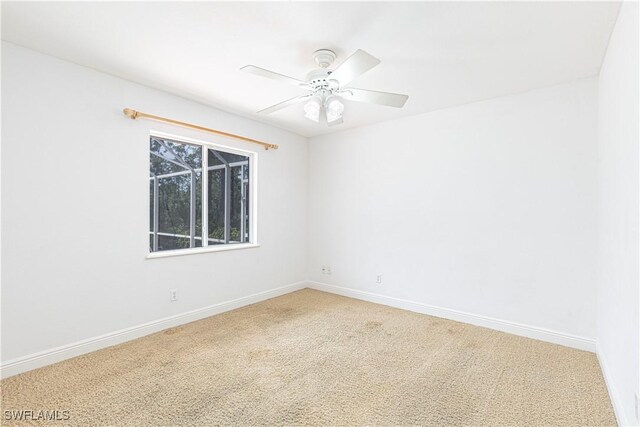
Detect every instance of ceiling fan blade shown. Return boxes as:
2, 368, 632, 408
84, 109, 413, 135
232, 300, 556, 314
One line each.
340, 88, 408, 108
241, 65, 309, 88
329, 50, 380, 86
258, 95, 310, 115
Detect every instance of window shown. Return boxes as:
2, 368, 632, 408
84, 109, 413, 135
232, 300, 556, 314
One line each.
149, 134, 255, 255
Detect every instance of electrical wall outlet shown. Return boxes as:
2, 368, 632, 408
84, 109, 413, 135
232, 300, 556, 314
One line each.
169, 289, 178, 302
321, 265, 332, 275
376, 274, 383, 284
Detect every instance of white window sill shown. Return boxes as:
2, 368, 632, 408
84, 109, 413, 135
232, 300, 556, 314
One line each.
146, 243, 260, 259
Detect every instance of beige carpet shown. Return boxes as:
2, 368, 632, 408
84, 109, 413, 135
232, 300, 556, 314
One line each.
1, 289, 615, 426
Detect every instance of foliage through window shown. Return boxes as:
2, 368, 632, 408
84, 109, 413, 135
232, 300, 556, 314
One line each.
149, 136, 253, 253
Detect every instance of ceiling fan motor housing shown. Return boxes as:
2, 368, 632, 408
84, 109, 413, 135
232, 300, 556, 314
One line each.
306, 68, 340, 99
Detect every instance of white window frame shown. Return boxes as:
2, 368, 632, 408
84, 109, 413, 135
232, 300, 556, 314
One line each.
147, 131, 259, 259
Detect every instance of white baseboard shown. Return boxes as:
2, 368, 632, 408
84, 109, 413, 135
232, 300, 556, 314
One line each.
1, 281, 597, 380
308, 281, 596, 352
0, 281, 307, 379
597, 346, 631, 426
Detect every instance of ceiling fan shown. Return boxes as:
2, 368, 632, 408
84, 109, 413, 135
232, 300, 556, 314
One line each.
241, 49, 409, 126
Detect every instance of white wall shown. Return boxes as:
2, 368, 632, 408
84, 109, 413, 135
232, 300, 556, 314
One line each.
308, 78, 599, 346
596, 2, 640, 425
1, 42, 308, 366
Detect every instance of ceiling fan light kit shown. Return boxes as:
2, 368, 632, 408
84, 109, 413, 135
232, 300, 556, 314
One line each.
304, 96, 322, 122
325, 95, 345, 123
241, 48, 409, 126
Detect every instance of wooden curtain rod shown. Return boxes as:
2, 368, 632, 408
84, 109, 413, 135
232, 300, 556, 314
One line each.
123, 108, 278, 150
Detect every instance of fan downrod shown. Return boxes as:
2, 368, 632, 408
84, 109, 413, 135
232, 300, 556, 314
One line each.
313, 49, 336, 68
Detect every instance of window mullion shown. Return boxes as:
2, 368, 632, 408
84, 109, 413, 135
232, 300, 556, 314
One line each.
224, 164, 231, 244
190, 171, 196, 248
152, 175, 159, 251
240, 165, 246, 243
202, 147, 209, 247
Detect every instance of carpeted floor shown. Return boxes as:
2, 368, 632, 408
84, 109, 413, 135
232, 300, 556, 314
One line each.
1, 289, 616, 426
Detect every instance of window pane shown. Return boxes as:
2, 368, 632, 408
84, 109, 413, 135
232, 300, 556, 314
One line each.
149, 137, 202, 252
230, 165, 248, 242
207, 148, 250, 245
207, 168, 225, 245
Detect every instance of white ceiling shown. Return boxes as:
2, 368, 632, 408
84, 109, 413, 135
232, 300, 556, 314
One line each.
2, 1, 620, 137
